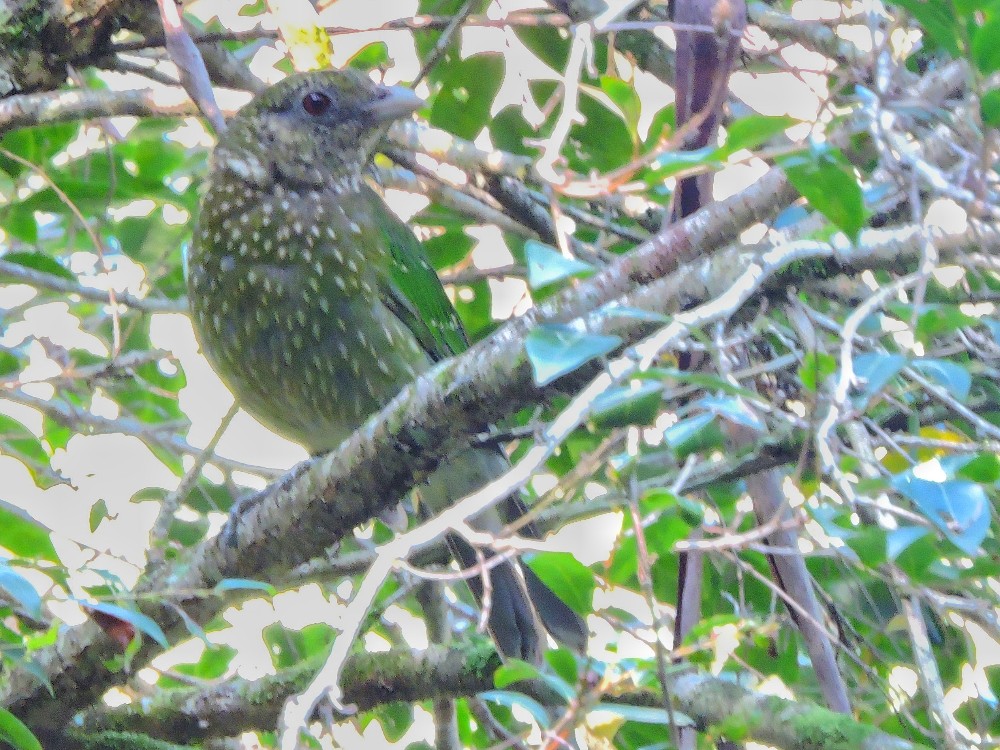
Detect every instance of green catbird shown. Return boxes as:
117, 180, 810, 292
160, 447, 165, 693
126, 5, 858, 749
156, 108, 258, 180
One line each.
187, 69, 587, 661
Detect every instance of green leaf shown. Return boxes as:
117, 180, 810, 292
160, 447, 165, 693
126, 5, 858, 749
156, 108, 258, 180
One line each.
590, 382, 663, 428
887, 526, 929, 560
645, 514, 692, 557
600, 76, 640, 128
373, 703, 413, 741
117, 136, 188, 183
172, 644, 236, 681
0, 564, 42, 619
915, 305, 978, 340
0, 121, 78, 177
524, 552, 595, 616
662, 413, 724, 458
173, 606, 211, 648
544, 648, 579, 687
525, 325, 621, 386
89, 499, 109, 533
348, 41, 389, 70
430, 54, 504, 139
263, 622, 334, 668
854, 352, 907, 407
213, 578, 277, 596
0, 351, 21, 378
0, 251, 76, 282
0, 508, 58, 563
83, 601, 169, 648
887, 0, 961, 56
517, 25, 571, 71
702, 395, 766, 431
114, 212, 189, 265
167, 516, 210, 547
982, 88, 1000, 127
719, 115, 796, 156
645, 147, 718, 179
592, 702, 680, 724
494, 659, 542, 688
480, 690, 551, 727
525, 240, 594, 290
973, 16, 1000, 73
41, 416, 71, 452
2, 206, 37, 242
892, 471, 990, 554
570, 89, 636, 172
956, 453, 1000, 482
608, 536, 637, 585
0, 708, 42, 750
845, 527, 888, 567
780, 147, 866, 240
604, 306, 670, 324
0, 414, 49, 469
799, 351, 837, 391
910, 358, 970, 402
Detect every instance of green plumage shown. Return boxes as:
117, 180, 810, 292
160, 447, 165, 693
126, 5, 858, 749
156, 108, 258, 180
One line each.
187, 69, 586, 660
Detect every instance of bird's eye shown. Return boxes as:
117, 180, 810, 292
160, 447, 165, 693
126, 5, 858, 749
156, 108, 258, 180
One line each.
302, 91, 332, 116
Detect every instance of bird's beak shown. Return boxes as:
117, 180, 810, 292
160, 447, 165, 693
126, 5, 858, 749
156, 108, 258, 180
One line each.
365, 85, 423, 123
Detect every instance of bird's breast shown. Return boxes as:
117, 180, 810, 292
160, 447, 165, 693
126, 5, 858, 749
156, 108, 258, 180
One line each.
188, 181, 429, 453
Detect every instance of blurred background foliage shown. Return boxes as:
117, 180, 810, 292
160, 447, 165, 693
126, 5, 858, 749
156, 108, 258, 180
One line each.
1, 0, 1000, 748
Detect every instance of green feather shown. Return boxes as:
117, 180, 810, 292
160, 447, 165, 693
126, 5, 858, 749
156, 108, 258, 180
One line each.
367, 188, 468, 361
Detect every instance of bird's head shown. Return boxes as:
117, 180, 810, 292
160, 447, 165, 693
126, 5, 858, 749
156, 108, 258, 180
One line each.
213, 68, 422, 190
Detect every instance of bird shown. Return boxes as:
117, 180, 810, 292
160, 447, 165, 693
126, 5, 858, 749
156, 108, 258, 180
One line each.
186, 68, 588, 662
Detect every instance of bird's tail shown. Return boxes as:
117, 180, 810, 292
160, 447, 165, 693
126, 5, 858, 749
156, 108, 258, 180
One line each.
415, 447, 588, 662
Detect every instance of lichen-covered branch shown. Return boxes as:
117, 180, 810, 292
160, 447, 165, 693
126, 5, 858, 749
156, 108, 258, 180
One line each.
77, 646, 933, 750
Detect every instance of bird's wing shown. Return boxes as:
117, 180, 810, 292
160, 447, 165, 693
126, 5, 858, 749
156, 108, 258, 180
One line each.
366, 188, 469, 360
